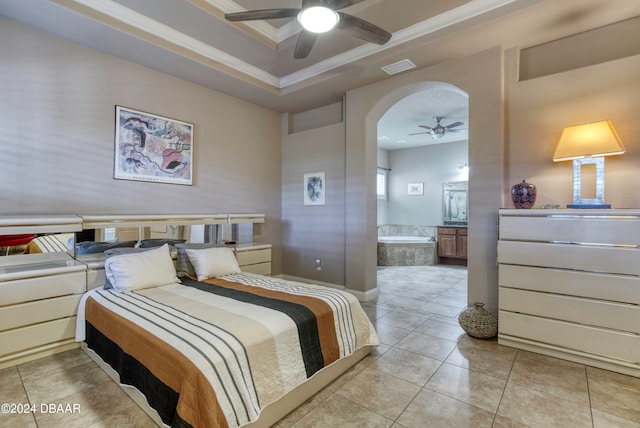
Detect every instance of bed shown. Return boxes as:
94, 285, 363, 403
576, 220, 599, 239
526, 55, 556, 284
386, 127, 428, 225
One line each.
75, 244, 378, 428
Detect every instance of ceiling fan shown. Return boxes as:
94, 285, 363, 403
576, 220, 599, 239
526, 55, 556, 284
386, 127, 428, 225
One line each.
410, 117, 466, 140
225, 0, 392, 59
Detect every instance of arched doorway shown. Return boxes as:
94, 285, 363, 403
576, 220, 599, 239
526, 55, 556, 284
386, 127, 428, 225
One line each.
376, 82, 469, 228
343, 48, 504, 312
375, 82, 469, 314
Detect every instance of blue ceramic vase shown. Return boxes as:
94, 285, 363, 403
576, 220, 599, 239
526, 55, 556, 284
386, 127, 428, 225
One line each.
511, 179, 536, 209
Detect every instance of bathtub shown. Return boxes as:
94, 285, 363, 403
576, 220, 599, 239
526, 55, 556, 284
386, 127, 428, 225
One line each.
377, 235, 436, 266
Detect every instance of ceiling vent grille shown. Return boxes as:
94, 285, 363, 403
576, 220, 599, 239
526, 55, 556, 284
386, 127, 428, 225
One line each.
381, 59, 416, 75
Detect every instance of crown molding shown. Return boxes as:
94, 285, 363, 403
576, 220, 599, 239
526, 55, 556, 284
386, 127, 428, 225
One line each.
62, 0, 521, 92
196, 0, 280, 42
68, 0, 280, 88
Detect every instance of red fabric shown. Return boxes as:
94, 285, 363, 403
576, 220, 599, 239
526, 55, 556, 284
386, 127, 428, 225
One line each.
0, 234, 36, 246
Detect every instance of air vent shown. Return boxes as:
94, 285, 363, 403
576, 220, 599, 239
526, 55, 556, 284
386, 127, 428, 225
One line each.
381, 59, 416, 75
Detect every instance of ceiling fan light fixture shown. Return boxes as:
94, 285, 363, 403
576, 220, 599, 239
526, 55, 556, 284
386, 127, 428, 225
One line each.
431, 129, 446, 139
297, 6, 339, 33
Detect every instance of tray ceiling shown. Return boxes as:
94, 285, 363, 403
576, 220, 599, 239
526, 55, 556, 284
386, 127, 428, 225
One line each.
1, 0, 639, 114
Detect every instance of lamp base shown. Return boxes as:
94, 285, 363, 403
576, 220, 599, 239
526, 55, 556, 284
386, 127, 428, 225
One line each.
567, 204, 611, 209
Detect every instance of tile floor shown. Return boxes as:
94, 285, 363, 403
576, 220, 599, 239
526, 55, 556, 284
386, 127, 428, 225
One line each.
1, 265, 639, 427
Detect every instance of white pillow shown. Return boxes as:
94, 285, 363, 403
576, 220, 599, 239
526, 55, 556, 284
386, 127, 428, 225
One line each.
185, 247, 241, 281
105, 244, 179, 292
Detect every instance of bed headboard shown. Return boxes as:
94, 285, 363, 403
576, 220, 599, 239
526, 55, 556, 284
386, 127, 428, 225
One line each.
78, 213, 264, 245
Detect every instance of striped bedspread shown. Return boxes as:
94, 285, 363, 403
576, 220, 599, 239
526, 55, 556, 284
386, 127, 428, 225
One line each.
24, 233, 73, 254
76, 272, 378, 428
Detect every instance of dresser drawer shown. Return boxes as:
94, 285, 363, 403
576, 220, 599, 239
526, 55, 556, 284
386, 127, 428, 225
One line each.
236, 249, 271, 266
0, 294, 82, 332
437, 228, 459, 235
499, 214, 640, 245
499, 287, 639, 333
0, 316, 77, 358
240, 262, 271, 276
498, 240, 640, 276
0, 271, 85, 306
87, 269, 107, 291
499, 264, 640, 304
499, 311, 639, 364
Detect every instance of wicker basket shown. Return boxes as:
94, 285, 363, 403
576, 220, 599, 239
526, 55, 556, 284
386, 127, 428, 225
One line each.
458, 302, 498, 339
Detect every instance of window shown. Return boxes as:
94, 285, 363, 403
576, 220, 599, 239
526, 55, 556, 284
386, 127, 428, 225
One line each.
377, 170, 387, 200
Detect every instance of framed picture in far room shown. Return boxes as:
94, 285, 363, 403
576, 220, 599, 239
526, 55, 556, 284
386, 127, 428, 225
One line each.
408, 182, 424, 195
304, 171, 325, 206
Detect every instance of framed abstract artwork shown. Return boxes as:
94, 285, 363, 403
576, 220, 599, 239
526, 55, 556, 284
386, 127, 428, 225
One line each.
304, 171, 325, 206
114, 106, 193, 185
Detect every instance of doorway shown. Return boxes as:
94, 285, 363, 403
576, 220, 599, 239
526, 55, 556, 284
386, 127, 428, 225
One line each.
343, 48, 503, 313
375, 82, 469, 315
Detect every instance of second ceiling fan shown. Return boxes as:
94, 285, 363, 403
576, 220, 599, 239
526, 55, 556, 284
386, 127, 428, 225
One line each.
225, 0, 392, 59
410, 117, 466, 140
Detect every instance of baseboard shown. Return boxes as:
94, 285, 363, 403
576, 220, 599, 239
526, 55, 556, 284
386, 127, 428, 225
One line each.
275, 274, 345, 290
346, 287, 379, 303
0, 341, 80, 370
275, 274, 378, 303
498, 335, 640, 378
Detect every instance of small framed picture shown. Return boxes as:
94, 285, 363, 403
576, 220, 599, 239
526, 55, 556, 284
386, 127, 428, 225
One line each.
304, 171, 325, 206
408, 182, 424, 195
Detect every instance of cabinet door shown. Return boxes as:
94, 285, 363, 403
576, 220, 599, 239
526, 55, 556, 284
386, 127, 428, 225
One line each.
438, 235, 457, 257
457, 235, 468, 257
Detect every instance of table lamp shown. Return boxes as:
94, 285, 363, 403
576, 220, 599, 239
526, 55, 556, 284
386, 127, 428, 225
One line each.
553, 120, 625, 208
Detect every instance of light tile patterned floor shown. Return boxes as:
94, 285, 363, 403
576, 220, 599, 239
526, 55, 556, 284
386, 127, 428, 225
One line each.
1, 265, 639, 427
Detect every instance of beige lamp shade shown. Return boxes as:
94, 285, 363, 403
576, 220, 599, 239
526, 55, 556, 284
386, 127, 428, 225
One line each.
553, 120, 625, 162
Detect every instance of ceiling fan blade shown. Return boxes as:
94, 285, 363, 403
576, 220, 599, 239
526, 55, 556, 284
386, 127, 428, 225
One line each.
294, 30, 318, 59
328, 0, 366, 9
409, 132, 430, 136
447, 129, 468, 133
445, 121, 464, 129
418, 125, 433, 130
336, 12, 391, 45
225, 9, 300, 21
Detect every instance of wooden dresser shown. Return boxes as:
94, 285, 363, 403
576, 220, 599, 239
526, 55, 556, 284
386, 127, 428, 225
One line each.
497, 209, 640, 377
0, 215, 84, 369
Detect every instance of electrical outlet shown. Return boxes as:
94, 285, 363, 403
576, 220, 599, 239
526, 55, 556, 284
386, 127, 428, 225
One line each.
316, 266, 322, 271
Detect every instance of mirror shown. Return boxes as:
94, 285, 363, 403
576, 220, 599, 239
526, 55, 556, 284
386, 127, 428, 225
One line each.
443, 181, 468, 225
0, 215, 81, 261
74, 214, 264, 258
0, 232, 75, 257
82, 224, 229, 246
93, 225, 188, 242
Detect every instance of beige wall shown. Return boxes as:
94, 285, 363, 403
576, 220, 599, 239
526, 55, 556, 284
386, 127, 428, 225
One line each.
281, 118, 346, 286
346, 48, 504, 307
0, 18, 284, 273
507, 49, 640, 208
386, 141, 469, 227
